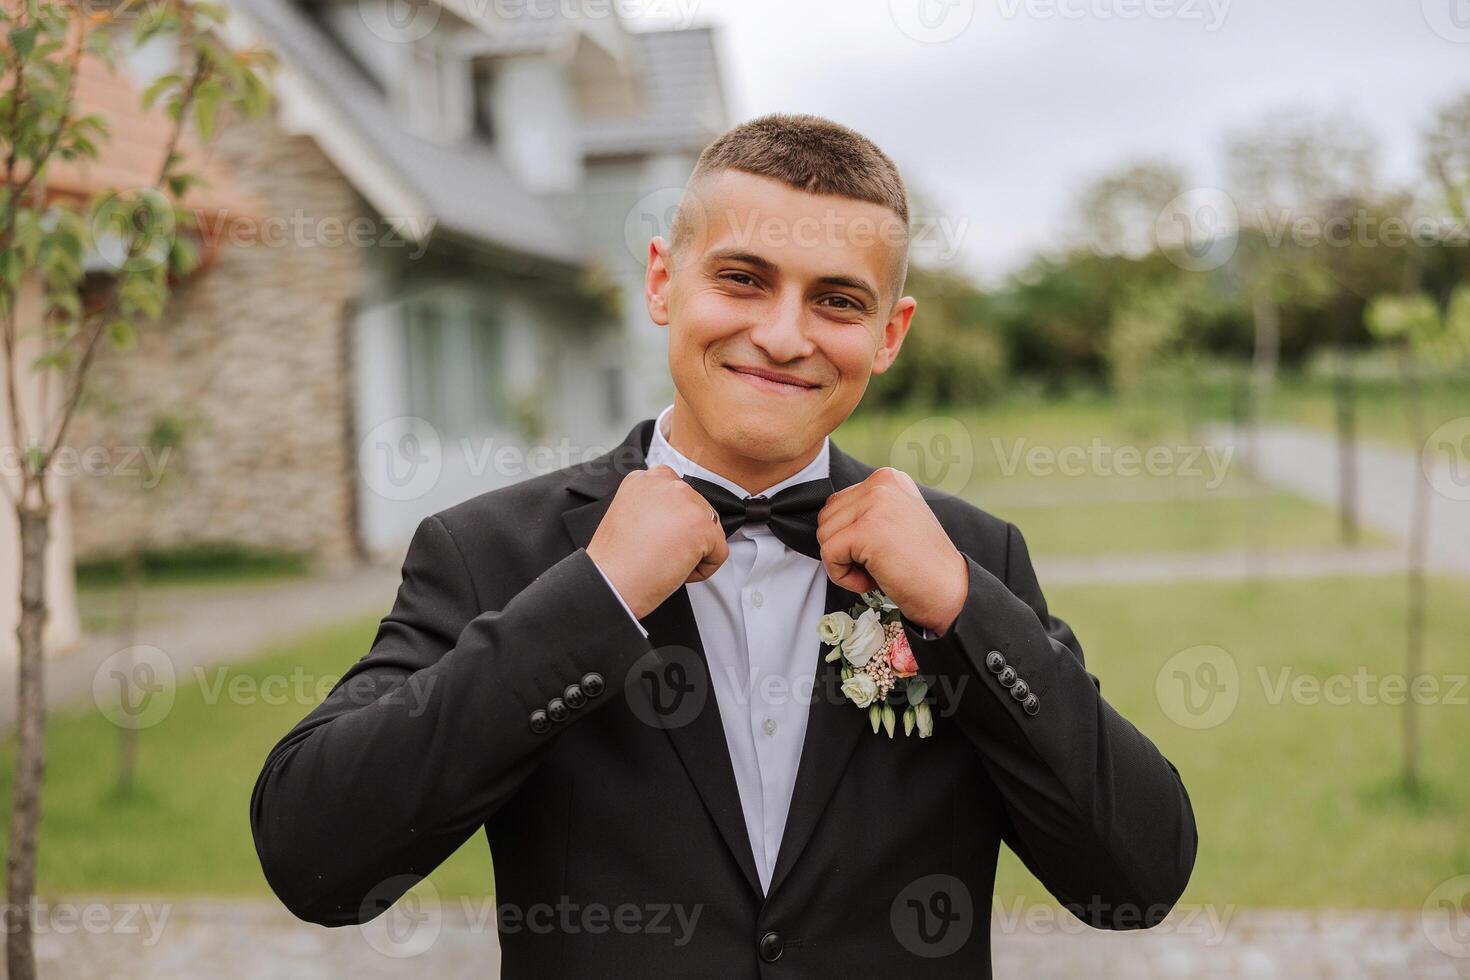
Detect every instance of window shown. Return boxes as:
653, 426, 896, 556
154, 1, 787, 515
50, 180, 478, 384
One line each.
404, 42, 470, 142
401, 293, 506, 437
472, 61, 496, 141
602, 364, 625, 423
403, 300, 447, 431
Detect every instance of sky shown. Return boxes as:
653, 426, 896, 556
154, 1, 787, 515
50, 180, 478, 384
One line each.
632, 0, 1470, 284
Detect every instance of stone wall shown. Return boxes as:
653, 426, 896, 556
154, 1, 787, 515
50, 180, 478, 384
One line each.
67, 114, 368, 569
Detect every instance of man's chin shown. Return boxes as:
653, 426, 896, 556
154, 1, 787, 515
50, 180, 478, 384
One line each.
710, 414, 825, 464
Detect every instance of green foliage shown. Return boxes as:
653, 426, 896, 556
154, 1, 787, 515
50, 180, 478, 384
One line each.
864, 263, 1006, 408
0, 0, 275, 482
1365, 292, 1441, 354
75, 541, 309, 590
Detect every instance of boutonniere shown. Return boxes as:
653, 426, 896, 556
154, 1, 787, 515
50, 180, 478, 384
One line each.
817, 590, 933, 738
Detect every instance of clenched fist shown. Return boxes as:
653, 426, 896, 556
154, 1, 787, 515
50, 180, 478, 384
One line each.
587, 465, 730, 619
816, 467, 969, 634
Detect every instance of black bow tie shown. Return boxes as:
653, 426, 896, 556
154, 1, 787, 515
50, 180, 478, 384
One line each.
682, 474, 833, 561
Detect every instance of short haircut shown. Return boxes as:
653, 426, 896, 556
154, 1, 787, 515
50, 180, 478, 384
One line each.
670, 113, 911, 306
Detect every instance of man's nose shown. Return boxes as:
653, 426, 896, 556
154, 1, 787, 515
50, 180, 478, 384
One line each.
748, 294, 813, 363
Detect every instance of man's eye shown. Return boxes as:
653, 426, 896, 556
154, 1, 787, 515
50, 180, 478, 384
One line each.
825, 295, 864, 312
721, 272, 758, 287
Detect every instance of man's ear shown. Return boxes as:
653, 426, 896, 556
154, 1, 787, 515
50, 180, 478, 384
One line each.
870, 296, 918, 376
645, 237, 673, 327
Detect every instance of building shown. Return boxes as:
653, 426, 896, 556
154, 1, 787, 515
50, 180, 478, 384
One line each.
68, 0, 728, 566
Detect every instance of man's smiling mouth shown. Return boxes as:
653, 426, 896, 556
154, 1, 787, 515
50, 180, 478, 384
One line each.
724, 364, 822, 393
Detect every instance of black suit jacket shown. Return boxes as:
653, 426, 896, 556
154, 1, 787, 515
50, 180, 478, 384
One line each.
250, 418, 1197, 978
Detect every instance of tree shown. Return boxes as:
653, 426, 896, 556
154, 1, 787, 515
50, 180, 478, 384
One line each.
1078, 160, 1187, 260
1424, 92, 1470, 225
1364, 288, 1470, 796
0, 3, 270, 976
1225, 109, 1379, 556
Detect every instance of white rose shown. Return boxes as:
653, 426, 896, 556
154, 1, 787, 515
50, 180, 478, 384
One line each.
842, 608, 885, 667
817, 611, 854, 647
840, 672, 879, 708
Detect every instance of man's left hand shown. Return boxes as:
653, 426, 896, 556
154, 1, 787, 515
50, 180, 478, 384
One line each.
815, 467, 969, 634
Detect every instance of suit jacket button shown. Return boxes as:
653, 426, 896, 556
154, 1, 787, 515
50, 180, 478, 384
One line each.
529, 709, 551, 734
985, 650, 1006, 673
547, 697, 569, 723
564, 683, 586, 709
758, 931, 783, 962
1010, 679, 1030, 701
1022, 693, 1041, 716
581, 672, 605, 697
997, 666, 1018, 688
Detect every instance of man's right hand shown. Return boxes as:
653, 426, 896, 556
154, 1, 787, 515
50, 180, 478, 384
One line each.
586, 465, 730, 619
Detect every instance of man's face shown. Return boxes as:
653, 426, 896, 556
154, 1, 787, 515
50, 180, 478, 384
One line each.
644, 169, 917, 464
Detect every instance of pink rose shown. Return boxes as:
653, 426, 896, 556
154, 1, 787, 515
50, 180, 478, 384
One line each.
886, 628, 919, 678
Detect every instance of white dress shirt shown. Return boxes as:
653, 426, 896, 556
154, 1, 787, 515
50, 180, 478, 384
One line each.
592, 404, 830, 895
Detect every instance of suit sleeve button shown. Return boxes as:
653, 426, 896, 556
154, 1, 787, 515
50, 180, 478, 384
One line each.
581, 672, 605, 697
998, 666, 1018, 688
564, 683, 586, 708
985, 650, 1006, 673
1010, 679, 1030, 701
547, 697, 569, 723
529, 709, 551, 734
1022, 694, 1040, 716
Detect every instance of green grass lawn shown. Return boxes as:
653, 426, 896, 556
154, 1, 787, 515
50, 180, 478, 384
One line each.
836, 399, 1380, 556
1252, 373, 1469, 450
3, 574, 1466, 909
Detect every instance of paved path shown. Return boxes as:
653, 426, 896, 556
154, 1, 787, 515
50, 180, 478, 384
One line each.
22, 899, 1469, 978
0, 562, 402, 728
1203, 423, 1470, 577
1037, 545, 1407, 586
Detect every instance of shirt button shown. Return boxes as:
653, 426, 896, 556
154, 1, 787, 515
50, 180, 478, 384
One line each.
750, 591, 764, 608
763, 718, 777, 736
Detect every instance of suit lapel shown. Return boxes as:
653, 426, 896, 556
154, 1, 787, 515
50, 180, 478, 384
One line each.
561, 420, 764, 897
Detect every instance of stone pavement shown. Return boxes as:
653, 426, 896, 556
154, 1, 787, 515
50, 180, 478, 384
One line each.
21, 899, 1470, 979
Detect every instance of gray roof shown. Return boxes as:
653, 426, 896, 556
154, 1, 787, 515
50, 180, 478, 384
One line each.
226, 0, 725, 268
580, 27, 728, 157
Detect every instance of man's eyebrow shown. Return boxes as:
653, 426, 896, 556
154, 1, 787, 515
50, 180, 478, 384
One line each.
703, 248, 879, 304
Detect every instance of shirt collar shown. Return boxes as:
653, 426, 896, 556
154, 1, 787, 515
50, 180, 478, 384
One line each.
645, 403, 831, 500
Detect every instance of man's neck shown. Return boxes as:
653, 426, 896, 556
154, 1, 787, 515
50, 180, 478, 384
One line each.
665, 397, 825, 497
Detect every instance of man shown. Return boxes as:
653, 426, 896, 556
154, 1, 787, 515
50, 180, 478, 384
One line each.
250, 113, 1197, 977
